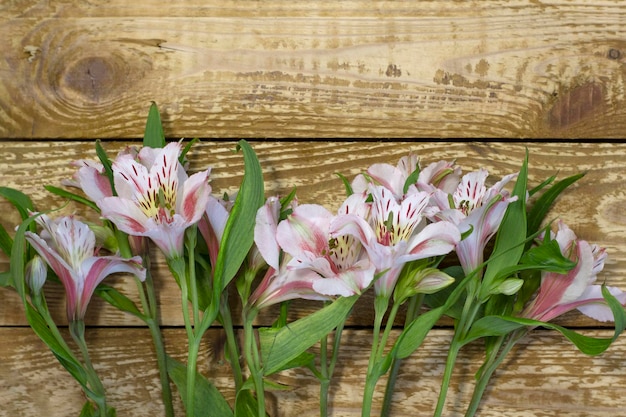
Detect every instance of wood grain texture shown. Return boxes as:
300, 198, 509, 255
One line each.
1, 1, 626, 138
1, 141, 625, 329
2, 327, 625, 416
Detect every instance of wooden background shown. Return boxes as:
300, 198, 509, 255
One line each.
1, 1, 626, 416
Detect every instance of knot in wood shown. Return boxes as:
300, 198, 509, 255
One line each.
62, 57, 117, 102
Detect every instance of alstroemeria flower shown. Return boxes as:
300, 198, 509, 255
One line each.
98, 142, 211, 259
249, 197, 334, 309
522, 221, 626, 323
352, 154, 461, 198
277, 197, 375, 297
427, 169, 518, 276
333, 185, 460, 298
25, 214, 146, 322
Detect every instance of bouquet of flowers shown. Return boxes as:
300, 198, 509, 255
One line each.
1, 104, 625, 417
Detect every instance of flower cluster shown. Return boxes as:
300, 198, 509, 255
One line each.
2, 105, 625, 417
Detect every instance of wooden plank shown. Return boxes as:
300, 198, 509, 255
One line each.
1, 1, 626, 138
1, 141, 625, 328
1, 327, 625, 416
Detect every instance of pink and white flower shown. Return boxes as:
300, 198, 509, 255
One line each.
98, 142, 211, 259
352, 154, 461, 198
428, 169, 518, 276
250, 194, 375, 309
25, 214, 146, 321
332, 185, 460, 298
522, 221, 626, 323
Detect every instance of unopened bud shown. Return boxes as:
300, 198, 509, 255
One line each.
25, 255, 47, 296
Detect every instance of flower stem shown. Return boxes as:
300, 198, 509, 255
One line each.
70, 320, 108, 417
319, 315, 346, 417
169, 256, 197, 417
434, 282, 482, 417
380, 294, 424, 417
464, 331, 524, 417
243, 310, 265, 417
134, 258, 175, 417
220, 291, 244, 391
361, 295, 390, 417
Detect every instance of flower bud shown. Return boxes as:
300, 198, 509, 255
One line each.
394, 267, 455, 304
494, 278, 524, 296
25, 255, 47, 296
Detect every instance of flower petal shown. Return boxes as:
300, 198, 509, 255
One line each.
98, 196, 151, 235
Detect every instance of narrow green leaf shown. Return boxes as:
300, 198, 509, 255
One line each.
260, 295, 358, 376
480, 151, 528, 298
0, 272, 12, 288
394, 270, 474, 359
335, 172, 353, 196
234, 388, 266, 417
44, 185, 100, 212
527, 172, 585, 237
94, 285, 145, 320
528, 174, 555, 197
95, 140, 115, 195
403, 165, 421, 194
143, 102, 166, 148
466, 287, 626, 355
0, 221, 13, 257
0, 186, 35, 220
214, 140, 265, 293
25, 303, 89, 385
167, 355, 233, 417
393, 305, 446, 359
180, 138, 199, 164
79, 401, 97, 417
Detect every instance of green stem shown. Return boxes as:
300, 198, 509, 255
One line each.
361, 295, 390, 417
380, 294, 424, 417
464, 331, 524, 417
70, 320, 108, 417
434, 283, 482, 417
169, 256, 196, 417
320, 332, 330, 417
243, 310, 265, 417
220, 291, 244, 391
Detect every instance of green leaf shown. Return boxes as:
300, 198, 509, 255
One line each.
25, 303, 89, 385
0, 221, 13, 258
44, 185, 100, 212
167, 355, 233, 417
0, 272, 12, 288
95, 140, 115, 195
403, 165, 421, 194
260, 295, 358, 376
528, 174, 555, 197
79, 401, 97, 417
180, 138, 199, 164
480, 151, 528, 299
143, 102, 166, 148
234, 388, 267, 417
0, 186, 36, 220
94, 285, 145, 320
213, 140, 265, 294
466, 286, 626, 355
527, 172, 585, 238
335, 172, 354, 196
394, 270, 475, 359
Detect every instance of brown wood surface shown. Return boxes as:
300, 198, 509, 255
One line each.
2, 1, 626, 416
1, 1, 626, 138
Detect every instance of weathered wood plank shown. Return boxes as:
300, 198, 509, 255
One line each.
1, 327, 625, 416
1, 1, 626, 138
1, 141, 625, 328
